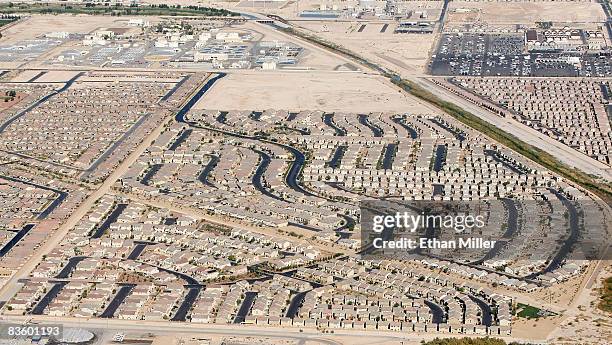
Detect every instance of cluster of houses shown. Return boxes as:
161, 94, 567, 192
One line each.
0, 164, 87, 296
6, 190, 595, 337
112, 104, 598, 285
190, 108, 558, 202
0, 178, 57, 232
454, 77, 611, 164
117, 121, 353, 231
0, 78, 172, 170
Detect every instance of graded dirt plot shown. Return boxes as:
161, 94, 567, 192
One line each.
34, 70, 82, 83
293, 20, 436, 74
511, 262, 612, 344
449, 1, 606, 24
9, 69, 43, 82
196, 71, 431, 113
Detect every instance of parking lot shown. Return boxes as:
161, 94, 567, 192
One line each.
430, 33, 607, 77
53, 41, 198, 68
0, 39, 62, 62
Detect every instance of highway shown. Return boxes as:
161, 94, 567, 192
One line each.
410, 77, 612, 182
265, 14, 612, 183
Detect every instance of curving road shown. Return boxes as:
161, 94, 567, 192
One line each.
526, 190, 581, 279
469, 295, 493, 326
322, 113, 347, 136
358, 114, 383, 137
197, 155, 218, 188
391, 116, 418, 139
471, 198, 520, 265
251, 148, 285, 202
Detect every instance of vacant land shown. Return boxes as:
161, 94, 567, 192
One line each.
196, 71, 432, 113
449, 1, 606, 24
294, 20, 435, 74
32, 70, 83, 83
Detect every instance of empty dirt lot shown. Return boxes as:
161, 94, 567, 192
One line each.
196, 70, 434, 113
449, 1, 606, 24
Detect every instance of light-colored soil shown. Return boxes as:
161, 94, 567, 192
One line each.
449, 1, 606, 24
9, 69, 42, 82
291, 20, 436, 74
34, 70, 82, 83
545, 261, 612, 344
195, 70, 431, 113
511, 261, 612, 343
